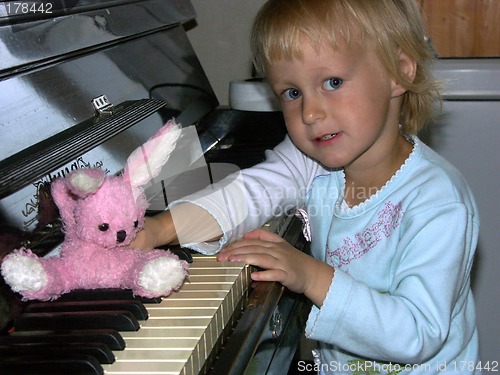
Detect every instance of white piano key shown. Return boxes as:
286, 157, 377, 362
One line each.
141, 318, 212, 328
154, 291, 231, 300
120, 327, 207, 339
142, 308, 217, 317
145, 300, 222, 308
121, 338, 200, 349
103, 255, 251, 375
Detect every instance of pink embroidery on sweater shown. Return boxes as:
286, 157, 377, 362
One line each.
326, 202, 403, 266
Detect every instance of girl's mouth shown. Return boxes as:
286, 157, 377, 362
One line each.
318, 133, 338, 141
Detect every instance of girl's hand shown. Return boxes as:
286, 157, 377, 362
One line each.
132, 203, 222, 251
131, 212, 177, 250
217, 228, 334, 307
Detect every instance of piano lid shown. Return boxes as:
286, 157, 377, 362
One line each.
0, 0, 218, 232
0, 0, 197, 74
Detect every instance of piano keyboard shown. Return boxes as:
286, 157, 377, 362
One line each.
0, 255, 251, 375
101, 255, 250, 375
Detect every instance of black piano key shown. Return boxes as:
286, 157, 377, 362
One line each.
0, 354, 104, 375
14, 310, 140, 332
56, 288, 162, 304
0, 341, 115, 364
25, 299, 149, 320
166, 246, 194, 263
0, 329, 125, 350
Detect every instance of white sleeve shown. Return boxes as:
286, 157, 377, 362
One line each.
169, 136, 325, 254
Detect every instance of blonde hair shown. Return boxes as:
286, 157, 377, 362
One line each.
251, 0, 441, 134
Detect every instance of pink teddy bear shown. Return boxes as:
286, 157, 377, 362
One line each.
1, 120, 189, 301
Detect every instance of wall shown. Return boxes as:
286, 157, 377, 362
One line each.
187, 1, 500, 105
186, 0, 266, 106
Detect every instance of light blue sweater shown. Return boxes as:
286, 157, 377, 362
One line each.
174, 136, 480, 374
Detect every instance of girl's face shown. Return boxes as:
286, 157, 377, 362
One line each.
266, 39, 410, 177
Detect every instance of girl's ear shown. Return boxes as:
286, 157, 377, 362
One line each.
391, 50, 417, 97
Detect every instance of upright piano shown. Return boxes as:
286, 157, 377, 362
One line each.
0, 1, 309, 374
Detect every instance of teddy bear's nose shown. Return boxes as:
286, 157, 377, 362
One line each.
117, 230, 127, 243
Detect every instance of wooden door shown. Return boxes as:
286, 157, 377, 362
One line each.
417, 0, 500, 57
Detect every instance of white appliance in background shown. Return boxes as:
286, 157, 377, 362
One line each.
229, 78, 281, 111
424, 58, 500, 367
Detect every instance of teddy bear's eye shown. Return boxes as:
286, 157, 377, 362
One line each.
98, 223, 109, 231
134, 220, 139, 228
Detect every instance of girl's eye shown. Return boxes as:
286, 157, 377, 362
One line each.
282, 88, 302, 101
323, 77, 343, 91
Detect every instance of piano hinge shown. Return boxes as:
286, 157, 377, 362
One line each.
92, 95, 114, 116
0, 98, 167, 199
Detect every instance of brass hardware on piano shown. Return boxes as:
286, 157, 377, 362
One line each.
0, 1, 306, 374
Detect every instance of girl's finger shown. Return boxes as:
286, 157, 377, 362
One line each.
242, 228, 284, 243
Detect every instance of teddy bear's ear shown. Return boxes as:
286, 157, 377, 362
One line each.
123, 119, 182, 189
66, 169, 106, 198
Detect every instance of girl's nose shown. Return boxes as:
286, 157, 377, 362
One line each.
302, 95, 326, 125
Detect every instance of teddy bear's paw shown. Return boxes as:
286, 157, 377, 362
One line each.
138, 257, 187, 296
1, 254, 48, 293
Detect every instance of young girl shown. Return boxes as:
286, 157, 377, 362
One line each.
134, 0, 480, 373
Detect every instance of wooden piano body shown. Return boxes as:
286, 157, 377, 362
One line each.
0, 1, 309, 374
